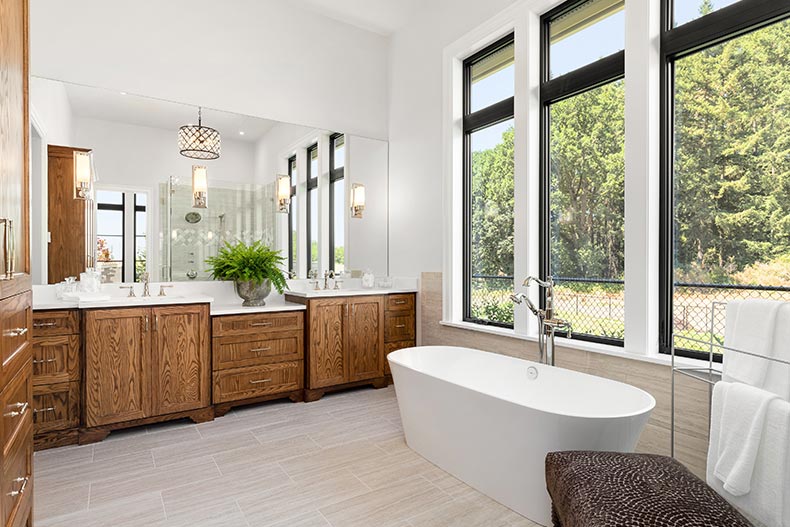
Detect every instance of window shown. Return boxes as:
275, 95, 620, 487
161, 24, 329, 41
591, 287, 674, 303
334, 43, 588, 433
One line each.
288, 155, 298, 276
462, 34, 515, 328
329, 134, 345, 273
541, 0, 625, 344
95, 189, 149, 284
306, 144, 319, 274
660, 0, 790, 359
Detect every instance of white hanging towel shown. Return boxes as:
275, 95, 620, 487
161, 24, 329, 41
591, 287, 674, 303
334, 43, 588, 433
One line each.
708, 381, 790, 527
723, 299, 783, 388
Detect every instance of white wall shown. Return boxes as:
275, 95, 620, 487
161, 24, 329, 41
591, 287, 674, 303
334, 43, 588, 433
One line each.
387, 0, 519, 277
31, 0, 391, 140
30, 77, 73, 146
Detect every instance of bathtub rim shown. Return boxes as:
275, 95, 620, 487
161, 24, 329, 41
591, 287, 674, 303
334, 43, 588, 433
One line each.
389, 345, 657, 421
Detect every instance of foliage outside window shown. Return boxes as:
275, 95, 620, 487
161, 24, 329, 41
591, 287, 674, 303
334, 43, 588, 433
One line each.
306, 144, 319, 273
666, 1, 790, 357
463, 35, 515, 327
330, 134, 345, 273
288, 155, 298, 276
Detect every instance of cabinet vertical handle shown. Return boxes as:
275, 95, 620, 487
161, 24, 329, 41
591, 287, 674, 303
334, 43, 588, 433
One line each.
345, 304, 349, 318
144, 316, 149, 333
0, 218, 14, 280
154, 315, 159, 332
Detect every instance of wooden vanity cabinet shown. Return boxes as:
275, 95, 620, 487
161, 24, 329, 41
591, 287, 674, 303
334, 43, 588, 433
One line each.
383, 293, 417, 376
211, 311, 304, 416
291, 295, 388, 402
84, 304, 211, 434
31, 309, 81, 449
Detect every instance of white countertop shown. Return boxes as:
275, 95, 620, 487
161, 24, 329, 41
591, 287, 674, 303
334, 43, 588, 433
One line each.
284, 287, 418, 299
211, 298, 306, 316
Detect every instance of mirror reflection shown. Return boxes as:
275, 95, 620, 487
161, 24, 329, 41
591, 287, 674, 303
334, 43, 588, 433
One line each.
29, 78, 390, 285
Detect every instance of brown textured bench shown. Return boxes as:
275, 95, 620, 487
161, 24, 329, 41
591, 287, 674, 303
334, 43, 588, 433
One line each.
545, 451, 753, 527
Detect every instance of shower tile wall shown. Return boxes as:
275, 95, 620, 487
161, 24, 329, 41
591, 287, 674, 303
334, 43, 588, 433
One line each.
160, 183, 276, 281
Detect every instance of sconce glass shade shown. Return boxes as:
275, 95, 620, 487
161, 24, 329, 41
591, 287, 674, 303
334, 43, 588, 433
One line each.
192, 165, 208, 208
350, 183, 365, 219
179, 107, 221, 160
73, 151, 93, 200
276, 174, 291, 213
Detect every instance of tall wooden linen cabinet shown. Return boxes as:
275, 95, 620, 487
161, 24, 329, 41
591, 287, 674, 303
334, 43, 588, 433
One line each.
0, 0, 34, 525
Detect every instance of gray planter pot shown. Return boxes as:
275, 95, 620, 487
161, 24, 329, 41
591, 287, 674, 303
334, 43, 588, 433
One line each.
234, 279, 272, 307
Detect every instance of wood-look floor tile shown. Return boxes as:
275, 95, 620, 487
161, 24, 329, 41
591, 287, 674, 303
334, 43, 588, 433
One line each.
152, 430, 260, 467
33, 480, 90, 521
88, 455, 222, 508
278, 439, 385, 480
265, 511, 331, 527
407, 495, 514, 527
36, 450, 155, 487
306, 416, 400, 448
319, 475, 452, 527
212, 434, 320, 475
34, 444, 94, 473
37, 491, 166, 527
348, 448, 445, 490
92, 426, 201, 462
238, 469, 369, 526
150, 501, 251, 527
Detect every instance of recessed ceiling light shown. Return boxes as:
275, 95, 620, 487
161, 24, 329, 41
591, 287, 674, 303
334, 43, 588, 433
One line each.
239, 131, 245, 136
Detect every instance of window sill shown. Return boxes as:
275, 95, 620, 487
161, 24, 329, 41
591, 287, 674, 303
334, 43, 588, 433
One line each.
438, 320, 716, 370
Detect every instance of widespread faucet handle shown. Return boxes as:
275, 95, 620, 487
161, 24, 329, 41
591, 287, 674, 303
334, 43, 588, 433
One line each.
159, 284, 174, 297
119, 285, 136, 297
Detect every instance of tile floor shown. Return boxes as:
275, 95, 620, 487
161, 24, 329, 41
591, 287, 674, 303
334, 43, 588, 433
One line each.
34, 386, 539, 527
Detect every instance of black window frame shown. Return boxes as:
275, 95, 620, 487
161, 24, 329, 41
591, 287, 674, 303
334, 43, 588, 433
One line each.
305, 143, 319, 274
329, 133, 345, 273
132, 194, 146, 282
658, 0, 790, 360
539, 0, 626, 347
96, 192, 126, 281
462, 32, 516, 329
287, 155, 297, 276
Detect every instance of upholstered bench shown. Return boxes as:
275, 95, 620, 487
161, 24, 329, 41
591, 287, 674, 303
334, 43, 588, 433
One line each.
545, 451, 753, 527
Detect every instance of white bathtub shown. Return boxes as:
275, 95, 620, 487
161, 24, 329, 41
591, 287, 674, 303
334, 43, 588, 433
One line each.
389, 346, 656, 526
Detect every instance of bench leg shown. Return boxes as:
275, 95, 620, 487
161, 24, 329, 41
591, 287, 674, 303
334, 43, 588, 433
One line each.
551, 503, 562, 527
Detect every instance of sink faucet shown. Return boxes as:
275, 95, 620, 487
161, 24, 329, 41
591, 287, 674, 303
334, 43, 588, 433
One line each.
323, 270, 335, 290
141, 272, 151, 297
511, 276, 572, 366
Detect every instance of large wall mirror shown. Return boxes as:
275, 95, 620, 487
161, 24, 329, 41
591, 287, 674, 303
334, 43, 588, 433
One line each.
30, 78, 390, 285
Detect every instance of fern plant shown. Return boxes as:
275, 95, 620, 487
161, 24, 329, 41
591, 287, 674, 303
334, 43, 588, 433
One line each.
205, 241, 288, 294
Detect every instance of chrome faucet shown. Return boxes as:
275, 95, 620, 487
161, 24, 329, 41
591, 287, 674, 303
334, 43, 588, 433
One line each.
323, 270, 335, 290
141, 272, 151, 297
511, 276, 572, 366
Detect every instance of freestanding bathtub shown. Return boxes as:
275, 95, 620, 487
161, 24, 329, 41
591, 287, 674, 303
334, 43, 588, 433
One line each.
388, 346, 656, 526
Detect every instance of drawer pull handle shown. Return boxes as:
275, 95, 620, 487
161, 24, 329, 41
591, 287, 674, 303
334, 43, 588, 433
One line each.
33, 358, 57, 364
7, 327, 28, 337
249, 378, 273, 384
251, 347, 272, 353
250, 322, 273, 327
395, 324, 406, 329
8, 477, 28, 498
394, 300, 407, 305
4, 402, 28, 418
33, 407, 55, 414
33, 322, 57, 328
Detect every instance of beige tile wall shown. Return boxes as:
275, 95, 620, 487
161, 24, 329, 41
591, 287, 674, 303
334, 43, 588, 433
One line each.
419, 272, 710, 478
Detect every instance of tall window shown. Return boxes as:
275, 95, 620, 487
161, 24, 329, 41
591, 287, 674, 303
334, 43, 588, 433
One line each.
306, 144, 319, 274
660, 0, 790, 358
288, 155, 298, 276
329, 134, 345, 272
541, 0, 626, 344
96, 189, 148, 283
462, 34, 515, 327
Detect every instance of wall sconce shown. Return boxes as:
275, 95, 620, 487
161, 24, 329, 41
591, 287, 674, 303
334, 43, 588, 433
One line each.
192, 165, 208, 208
276, 174, 291, 213
350, 183, 365, 219
73, 151, 93, 200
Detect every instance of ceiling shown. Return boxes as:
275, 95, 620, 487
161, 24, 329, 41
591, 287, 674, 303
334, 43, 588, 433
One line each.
63, 82, 279, 143
289, 0, 422, 35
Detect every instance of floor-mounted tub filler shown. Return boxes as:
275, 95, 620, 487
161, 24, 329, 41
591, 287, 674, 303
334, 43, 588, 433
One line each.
389, 346, 656, 526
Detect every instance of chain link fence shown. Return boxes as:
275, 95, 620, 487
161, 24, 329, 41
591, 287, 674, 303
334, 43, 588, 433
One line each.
469, 275, 790, 350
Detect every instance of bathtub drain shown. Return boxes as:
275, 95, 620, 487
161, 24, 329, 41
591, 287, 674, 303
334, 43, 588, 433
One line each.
526, 366, 538, 380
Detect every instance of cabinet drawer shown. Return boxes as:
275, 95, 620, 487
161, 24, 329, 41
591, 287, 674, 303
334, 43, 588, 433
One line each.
384, 340, 415, 375
33, 381, 80, 434
213, 361, 303, 404
32, 310, 79, 337
1, 366, 32, 451
212, 312, 303, 337
384, 312, 415, 342
32, 335, 80, 384
386, 294, 415, 312
1, 293, 32, 387
213, 332, 302, 370
2, 420, 32, 527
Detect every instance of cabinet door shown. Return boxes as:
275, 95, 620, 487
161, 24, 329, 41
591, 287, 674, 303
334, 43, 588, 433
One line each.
84, 308, 151, 427
347, 296, 384, 382
308, 298, 347, 389
151, 304, 210, 415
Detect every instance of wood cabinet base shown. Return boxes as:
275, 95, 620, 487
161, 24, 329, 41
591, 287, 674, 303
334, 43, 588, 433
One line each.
78, 406, 215, 445
34, 429, 79, 451
214, 389, 304, 418
304, 376, 389, 403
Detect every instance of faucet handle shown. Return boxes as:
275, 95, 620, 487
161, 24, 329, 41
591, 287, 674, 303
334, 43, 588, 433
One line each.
119, 285, 136, 297
159, 284, 174, 297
